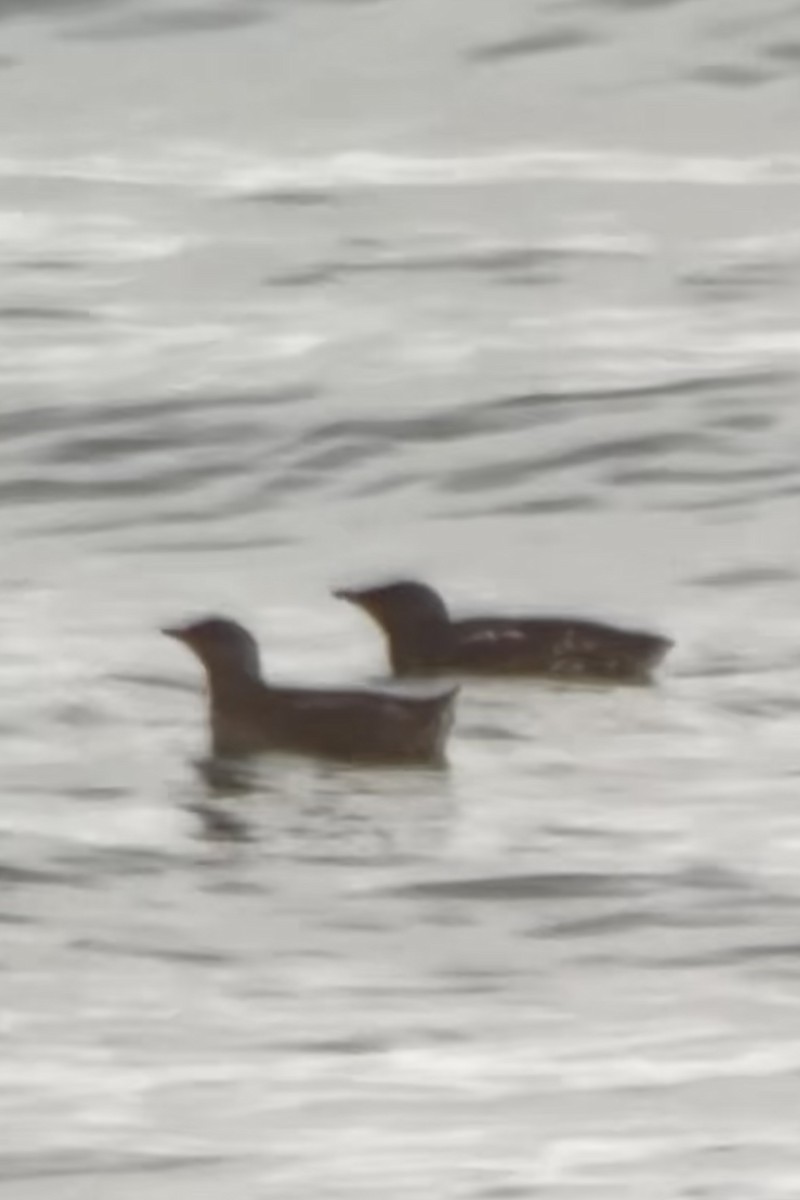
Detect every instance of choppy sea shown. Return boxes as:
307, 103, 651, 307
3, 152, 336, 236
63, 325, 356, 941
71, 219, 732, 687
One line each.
2, 0, 800, 1195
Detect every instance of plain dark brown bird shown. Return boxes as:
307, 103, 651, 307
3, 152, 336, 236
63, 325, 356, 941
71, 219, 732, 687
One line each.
163, 616, 457, 764
334, 580, 673, 683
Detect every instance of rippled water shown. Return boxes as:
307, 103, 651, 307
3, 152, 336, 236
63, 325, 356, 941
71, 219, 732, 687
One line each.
2, 0, 800, 1195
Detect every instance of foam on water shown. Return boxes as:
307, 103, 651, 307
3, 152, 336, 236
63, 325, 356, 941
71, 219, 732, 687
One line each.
3, 145, 800, 194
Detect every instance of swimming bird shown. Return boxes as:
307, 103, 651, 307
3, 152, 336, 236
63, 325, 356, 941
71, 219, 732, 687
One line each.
163, 616, 457, 764
334, 580, 673, 683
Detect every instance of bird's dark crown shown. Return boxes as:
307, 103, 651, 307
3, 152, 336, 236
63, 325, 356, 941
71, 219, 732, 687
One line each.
163, 616, 262, 679
334, 579, 450, 625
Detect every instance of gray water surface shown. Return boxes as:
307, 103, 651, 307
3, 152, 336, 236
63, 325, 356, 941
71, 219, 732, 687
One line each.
2, 0, 800, 1196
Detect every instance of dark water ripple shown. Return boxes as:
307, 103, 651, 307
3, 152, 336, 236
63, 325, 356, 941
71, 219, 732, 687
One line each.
2, 385, 317, 445
1, 363, 794, 541
314, 243, 583, 279
0, 1151, 231, 1182
0, 305, 98, 323
442, 432, 703, 494
468, 26, 598, 63
392, 870, 651, 903
690, 62, 776, 88
64, 5, 268, 41
691, 566, 798, 588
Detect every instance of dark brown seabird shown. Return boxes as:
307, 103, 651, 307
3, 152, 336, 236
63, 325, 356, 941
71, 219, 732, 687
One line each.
163, 616, 457, 764
334, 580, 673, 683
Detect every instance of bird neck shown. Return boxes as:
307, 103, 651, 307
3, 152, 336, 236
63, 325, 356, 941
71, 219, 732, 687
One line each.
205, 663, 265, 709
386, 611, 452, 673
